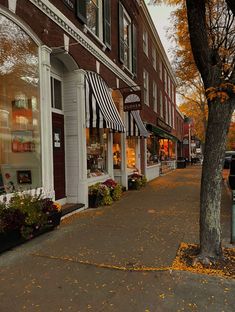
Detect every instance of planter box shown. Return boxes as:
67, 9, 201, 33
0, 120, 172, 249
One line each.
0, 211, 62, 254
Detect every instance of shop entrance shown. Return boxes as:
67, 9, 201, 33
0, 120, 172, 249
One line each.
52, 112, 65, 200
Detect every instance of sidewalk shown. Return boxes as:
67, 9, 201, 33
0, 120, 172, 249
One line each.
0, 167, 234, 312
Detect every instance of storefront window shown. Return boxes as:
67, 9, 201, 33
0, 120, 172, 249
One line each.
86, 128, 108, 178
159, 139, 176, 160
147, 136, 159, 166
126, 137, 137, 169
0, 14, 41, 194
113, 133, 122, 169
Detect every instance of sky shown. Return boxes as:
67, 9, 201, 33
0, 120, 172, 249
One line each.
145, 1, 175, 61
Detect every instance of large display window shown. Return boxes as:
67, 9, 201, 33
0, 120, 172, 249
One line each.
126, 137, 137, 169
113, 133, 122, 169
147, 135, 159, 166
0, 14, 41, 194
86, 128, 108, 178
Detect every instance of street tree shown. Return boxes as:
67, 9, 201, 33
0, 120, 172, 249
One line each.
151, 0, 235, 263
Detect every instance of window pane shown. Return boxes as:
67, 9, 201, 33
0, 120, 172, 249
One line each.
126, 137, 137, 169
86, 128, 108, 178
54, 79, 62, 110
0, 14, 41, 193
86, 0, 99, 36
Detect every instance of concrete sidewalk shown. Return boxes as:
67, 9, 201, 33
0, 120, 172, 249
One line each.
0, 167, 234, 312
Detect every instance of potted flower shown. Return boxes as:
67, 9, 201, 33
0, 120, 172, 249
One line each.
128, 173, 147, 190
88, 183, 103, 208
103, 179, 122, 201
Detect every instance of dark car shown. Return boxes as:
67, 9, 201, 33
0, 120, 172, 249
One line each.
224, 151, 235, 169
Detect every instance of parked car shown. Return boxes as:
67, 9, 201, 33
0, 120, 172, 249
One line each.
223, 151, 235, 169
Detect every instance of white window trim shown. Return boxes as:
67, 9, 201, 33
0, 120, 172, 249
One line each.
122, 5, 133, 71
143, 70, 149, 106
50, 74, 64, 113
143, 28, 148, 57
153, 81, 157, 112
152, 46, 156, 70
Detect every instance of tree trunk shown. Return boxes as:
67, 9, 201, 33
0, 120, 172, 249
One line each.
199, 100, 234, 259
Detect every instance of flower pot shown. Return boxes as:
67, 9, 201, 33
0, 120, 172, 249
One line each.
88, 194, 102, 208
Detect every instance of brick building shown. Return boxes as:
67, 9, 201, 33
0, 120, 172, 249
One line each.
0, 0, 184, 207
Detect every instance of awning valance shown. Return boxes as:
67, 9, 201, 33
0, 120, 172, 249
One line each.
146, 124, 177, 141
85, 71, 125, 132
126, 111, 148, 138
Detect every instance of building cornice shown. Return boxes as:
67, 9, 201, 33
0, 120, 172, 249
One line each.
29, 0, 136, 88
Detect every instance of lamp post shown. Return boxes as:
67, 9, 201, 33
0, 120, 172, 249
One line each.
188, 123, 191, 163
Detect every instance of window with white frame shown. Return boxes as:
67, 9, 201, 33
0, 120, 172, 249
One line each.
164, 69, 167, 93
143, 70, 149, 105
152, 46, 157, 70
165, 97, 168, 124
172, 104, 175, 128
168, 100, 172, 126
159, 58, 163, 80
159, 90, 163, 117
153, 81, 157, 112
119, 3, 137, 74
51, 77, 62, 110
143, 28, 148, 56
168, 76, 171, 96
76, 0, 111, 47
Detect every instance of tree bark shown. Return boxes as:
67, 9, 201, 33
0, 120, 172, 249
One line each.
200, 99, 234, 258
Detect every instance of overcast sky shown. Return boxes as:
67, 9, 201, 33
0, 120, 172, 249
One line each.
145, 1, 174, 61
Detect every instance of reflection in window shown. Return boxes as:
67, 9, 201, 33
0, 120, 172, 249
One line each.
86, 128, 108, 178
147, 136, 159, 166
0, 14, 41, 194
126, 137, 137, 169
113, 133, 122, 169
87, 0, 99, 36
51, 77, 62, 110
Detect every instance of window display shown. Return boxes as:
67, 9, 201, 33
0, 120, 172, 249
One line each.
126, 137, 137, 169
86, 128, 108, 178
0, 14, 41, 193
147, 135, 159, 166
113, 133, 122, 169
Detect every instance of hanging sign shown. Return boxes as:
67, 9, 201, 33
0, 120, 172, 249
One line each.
123, 90, 142, 111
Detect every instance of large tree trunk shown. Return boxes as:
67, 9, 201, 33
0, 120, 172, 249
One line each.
199, 99, 234, 259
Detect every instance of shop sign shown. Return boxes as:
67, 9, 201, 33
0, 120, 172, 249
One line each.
123, 90, 142, 111
62, 0, 75, 10
157, 118, 172, 132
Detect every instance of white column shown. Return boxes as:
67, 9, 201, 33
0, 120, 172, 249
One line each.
40, 45, 54, 196
76, 69, 89, 207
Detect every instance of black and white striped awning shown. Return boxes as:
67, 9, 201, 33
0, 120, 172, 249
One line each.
126, 111, 149, 138
85, 71, 125, 132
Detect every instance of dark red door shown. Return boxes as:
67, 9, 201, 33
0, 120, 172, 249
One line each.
52, 112, 65, 200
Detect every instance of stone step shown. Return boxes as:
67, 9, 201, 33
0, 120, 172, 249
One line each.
61, 203, 85, 217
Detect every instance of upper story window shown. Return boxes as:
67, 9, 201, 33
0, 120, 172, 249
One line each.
76, 0, 111, 48
153, 81, 157, 112
165, 97, 169, 124
143, 69, 149, 105
159, 90, 163, 118
152, 46, 156, 70
143, 28, 148, 56
119, 2, 137, 74
159, 59, 162, 80
172, 104, 175, 129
